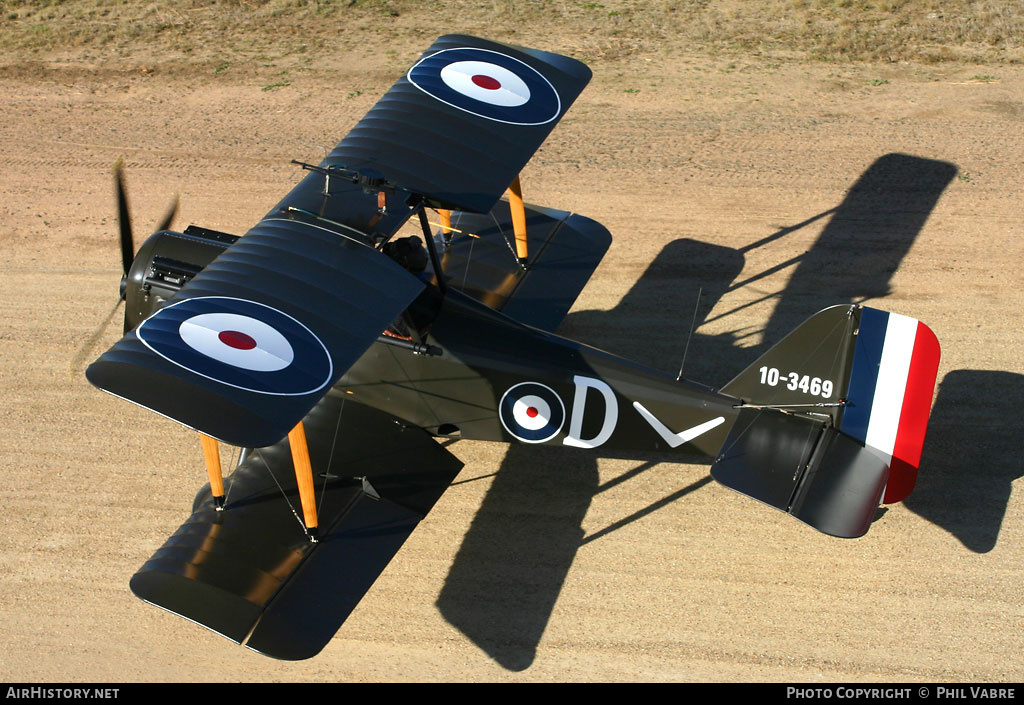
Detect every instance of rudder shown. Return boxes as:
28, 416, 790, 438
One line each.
838, 307, 940, 502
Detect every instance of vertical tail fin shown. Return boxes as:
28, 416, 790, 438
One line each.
713, 305, 940, 536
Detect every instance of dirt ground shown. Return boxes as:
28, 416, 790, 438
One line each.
1, 37, 1022, 683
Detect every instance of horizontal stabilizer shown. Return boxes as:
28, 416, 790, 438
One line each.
87, 219, 425, 448
711, 408, 888, 538
130, 393, 462, 660
440, 200, 612, 330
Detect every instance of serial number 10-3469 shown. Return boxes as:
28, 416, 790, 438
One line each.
758, 366, 834, 398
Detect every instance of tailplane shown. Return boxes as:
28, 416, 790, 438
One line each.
712, 305, 940, 537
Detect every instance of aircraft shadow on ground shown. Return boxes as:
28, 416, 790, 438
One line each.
435, 153, 1008, 670
906, 369, 1024, 553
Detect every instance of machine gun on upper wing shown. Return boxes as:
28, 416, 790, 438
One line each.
86, 35, 941, 660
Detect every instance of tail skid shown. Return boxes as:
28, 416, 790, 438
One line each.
712, 305, 940, 537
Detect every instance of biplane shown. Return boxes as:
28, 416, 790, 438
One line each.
87, 35, 941, 660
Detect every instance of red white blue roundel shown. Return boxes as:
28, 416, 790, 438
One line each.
499, 382, 565, 444
136, 297, 333, 396
407, 47, 561, 125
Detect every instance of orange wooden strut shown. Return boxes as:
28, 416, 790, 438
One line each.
199, 434, 226, 510
438, 209, 453, 237
507, 175, 528, 261
288, 422, 319, 539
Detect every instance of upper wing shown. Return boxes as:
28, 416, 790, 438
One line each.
87, 35, 590, 447
129, 391, 463, 660
320, 34, 591, 214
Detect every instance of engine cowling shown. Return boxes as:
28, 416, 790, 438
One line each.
123, 225, 238, 331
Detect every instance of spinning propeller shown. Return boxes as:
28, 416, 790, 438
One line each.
113, 157, 178, 300
71, 160, 179, 376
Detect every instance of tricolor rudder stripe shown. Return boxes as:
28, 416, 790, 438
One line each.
840, 307, 941, 503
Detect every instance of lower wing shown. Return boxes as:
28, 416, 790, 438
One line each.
129, 391, 463, 660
